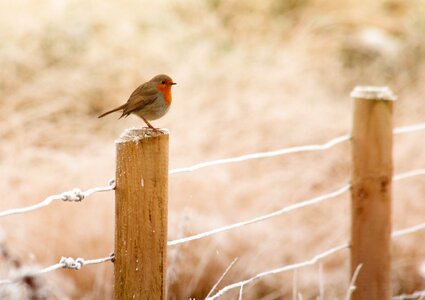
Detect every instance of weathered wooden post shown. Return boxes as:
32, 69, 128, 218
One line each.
350, 86, 396, 300
114, 128, 169, 300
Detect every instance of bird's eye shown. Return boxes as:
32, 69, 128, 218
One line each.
161, 80, 166, 84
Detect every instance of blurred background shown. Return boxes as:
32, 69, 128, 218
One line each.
0, 0, 425, 299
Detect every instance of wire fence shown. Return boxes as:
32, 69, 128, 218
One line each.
2, 123, 423, 220
0, 122, 425, 298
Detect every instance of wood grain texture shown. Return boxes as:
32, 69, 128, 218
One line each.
114, 128, 169, 300
351, 96, 394, 300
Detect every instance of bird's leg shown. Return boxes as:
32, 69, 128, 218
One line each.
141, 117, 162, 133
142, 117, 155, 129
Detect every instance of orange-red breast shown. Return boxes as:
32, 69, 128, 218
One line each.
98, 74, 176, 130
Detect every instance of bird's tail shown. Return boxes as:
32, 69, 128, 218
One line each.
98, 104, 125, 118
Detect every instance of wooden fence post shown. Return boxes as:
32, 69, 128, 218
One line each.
350, 86, 396, 300
114, 128, 169, 300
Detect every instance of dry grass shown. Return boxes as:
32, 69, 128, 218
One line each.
1, 0, 425, 299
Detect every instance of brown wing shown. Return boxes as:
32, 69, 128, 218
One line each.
120, 82, 159, 118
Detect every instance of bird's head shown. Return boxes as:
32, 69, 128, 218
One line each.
151, 74, 176, 104
151, 74, 176, 88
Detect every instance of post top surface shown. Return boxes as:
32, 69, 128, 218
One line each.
115, 127, 169, 143
350, 86, 397, 101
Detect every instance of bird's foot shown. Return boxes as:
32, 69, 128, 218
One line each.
144, 126, 165, 134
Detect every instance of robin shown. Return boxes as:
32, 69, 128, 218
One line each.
98, 74, 176, 130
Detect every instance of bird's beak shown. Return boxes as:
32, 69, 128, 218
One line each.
171, 82, 177, 85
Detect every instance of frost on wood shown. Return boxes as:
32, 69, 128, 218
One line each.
350, 86, 397, 101
116, 127, 169, 144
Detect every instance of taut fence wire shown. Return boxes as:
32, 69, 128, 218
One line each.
168, 184, 350, 246
169, 122, 425, 175
0, 254, 114, 285
205, 243, 350, 300
0, 179, 116, 218
168, 134, 350, 175
393, 123, 425, 134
